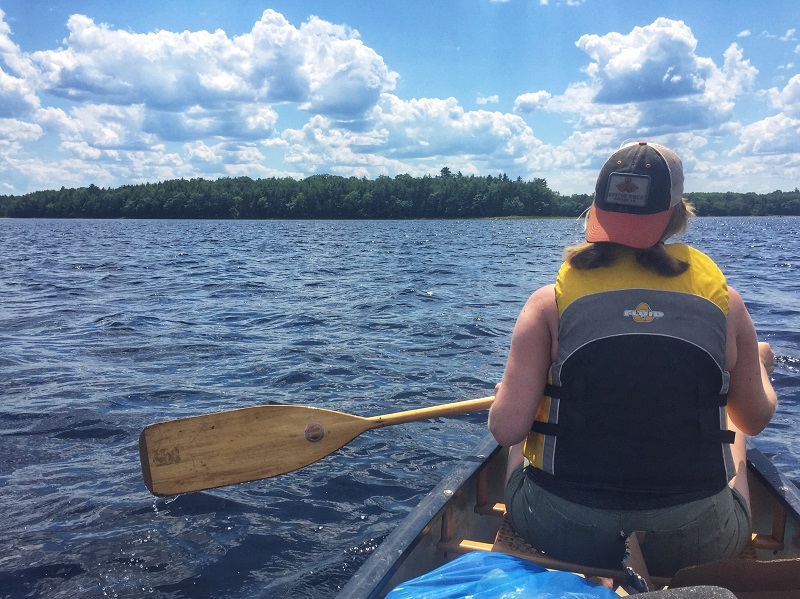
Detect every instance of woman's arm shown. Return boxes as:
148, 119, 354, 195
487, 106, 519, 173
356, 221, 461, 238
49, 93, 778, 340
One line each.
489, 284, 558, 447
725, 286, 778, 436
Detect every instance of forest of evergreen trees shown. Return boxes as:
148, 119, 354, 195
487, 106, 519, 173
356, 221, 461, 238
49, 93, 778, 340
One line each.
1, 169, 799, 219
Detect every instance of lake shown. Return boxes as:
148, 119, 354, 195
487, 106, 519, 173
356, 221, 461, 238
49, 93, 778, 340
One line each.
1, 217, 798, 598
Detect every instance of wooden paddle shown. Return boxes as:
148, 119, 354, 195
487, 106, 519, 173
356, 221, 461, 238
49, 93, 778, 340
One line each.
139, 396, 495, 496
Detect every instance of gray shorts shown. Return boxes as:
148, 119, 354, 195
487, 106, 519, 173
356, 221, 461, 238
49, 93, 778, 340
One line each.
505, 466, 751, 577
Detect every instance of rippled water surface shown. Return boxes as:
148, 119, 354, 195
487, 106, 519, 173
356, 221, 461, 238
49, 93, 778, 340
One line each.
1, 217, 798, 598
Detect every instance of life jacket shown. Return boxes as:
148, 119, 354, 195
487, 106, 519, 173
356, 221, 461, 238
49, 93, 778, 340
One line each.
523, 243, 736, 507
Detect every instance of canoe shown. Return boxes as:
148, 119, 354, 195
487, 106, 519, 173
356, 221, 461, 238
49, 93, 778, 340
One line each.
338, 432, 800, 598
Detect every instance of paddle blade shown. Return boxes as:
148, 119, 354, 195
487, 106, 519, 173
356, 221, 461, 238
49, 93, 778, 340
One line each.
140, 404, 374, 496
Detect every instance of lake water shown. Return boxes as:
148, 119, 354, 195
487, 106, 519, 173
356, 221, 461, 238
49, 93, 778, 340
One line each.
1, 217, 798, 598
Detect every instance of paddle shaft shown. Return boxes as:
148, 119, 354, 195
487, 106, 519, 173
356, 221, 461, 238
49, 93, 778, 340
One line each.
367, 396, 495, 427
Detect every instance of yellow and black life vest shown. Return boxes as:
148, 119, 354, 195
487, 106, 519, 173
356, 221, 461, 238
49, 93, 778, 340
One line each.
524, 244, 736, 508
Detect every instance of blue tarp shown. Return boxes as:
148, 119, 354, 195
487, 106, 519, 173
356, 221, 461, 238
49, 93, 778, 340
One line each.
385, 551, 619, 599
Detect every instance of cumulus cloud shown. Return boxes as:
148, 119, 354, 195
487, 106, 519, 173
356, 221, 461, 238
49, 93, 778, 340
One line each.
563, 19, 757, 132
31, 10, 397, 119
0, 117, 42, 145
534, 80, 640, 133
282, 94, 544, 177
0, 9, 405, 192
507, 17, 769, 192
0, 13, 39, 118
731, 75, 800, 156
734, 113, 800, 155
0, 7, 797, 197
768, 73, 800, 118
476, 94, 500, 105
513, 91, 552, 112
63, 104, 158, 150
0, 65, 39, 118
142, 104, 279, 142
578, 19, 716, 103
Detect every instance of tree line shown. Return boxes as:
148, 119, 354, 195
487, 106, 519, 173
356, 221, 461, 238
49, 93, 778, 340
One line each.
1, 169, 799, 219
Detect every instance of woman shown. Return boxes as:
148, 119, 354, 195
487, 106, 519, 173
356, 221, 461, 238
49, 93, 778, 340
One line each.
488, 141, 777, 577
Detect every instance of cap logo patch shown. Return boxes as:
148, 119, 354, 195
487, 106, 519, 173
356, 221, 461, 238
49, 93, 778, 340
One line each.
616, 177, 639, 193
605, 173, 651, 207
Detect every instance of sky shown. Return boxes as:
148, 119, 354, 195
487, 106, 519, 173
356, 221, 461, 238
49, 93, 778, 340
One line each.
1, 1, 799, 197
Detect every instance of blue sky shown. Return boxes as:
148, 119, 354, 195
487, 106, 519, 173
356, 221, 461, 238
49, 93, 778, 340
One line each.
1, 0, 798, 196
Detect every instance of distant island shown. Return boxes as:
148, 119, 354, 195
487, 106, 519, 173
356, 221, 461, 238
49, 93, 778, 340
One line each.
2, 169, 799, 219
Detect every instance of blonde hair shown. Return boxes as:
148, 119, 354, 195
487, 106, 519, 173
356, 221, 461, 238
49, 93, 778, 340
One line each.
565, 199, 696, 276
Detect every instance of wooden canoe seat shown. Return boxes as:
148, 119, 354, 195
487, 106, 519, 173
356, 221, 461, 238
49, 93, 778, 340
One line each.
436, 463, 668, 590
435, 453, 794, 595
438, 502, 670, 591
492, 512, 664, 587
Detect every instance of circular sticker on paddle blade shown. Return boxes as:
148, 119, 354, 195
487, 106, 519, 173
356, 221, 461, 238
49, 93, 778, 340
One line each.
304, 422, 325, 443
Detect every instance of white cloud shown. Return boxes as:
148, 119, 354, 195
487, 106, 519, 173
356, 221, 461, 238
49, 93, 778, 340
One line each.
0, 66, 39, 118
507, 18, 778, 193
535, 81, 641, 132
0, 12, 39, 118
578, 19, 715, 104
0, 8, 797, 197
702, 43, 757, 111
142, 104, 279, 142
513, 91, 552, 112
768, 73, 800, 118
566, 19, 757, 133
732, 75, 800, 157
734, 113, 800, 155
183, 139, 294, 179
737, 30, 751, 38
476, 94, 500, 105
61, 140, 103, 160
0, 11, 37, 80
30, 10, 397, 120
64, 104, 158, 149
281, 94, 544, 177
0, 9, 405, 193
295, 15, 398, 117
0, 117, 42, 143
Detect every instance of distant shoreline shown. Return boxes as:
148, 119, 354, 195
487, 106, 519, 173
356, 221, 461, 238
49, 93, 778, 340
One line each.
2, 174, 799, 218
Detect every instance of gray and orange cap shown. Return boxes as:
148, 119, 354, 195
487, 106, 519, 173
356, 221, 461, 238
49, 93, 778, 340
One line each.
586, 141, 684, 249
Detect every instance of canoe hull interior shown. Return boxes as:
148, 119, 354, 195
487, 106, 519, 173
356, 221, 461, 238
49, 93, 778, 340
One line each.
339, 434, 800, 599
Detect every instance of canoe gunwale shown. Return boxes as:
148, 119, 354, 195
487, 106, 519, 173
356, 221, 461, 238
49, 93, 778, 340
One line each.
746, 439, 800, 518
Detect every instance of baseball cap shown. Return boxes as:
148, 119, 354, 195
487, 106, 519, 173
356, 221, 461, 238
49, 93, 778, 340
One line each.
586, 141, 684, 249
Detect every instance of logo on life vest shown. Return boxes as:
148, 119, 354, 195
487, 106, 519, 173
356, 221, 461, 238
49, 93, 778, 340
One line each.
624, 302, 664, 323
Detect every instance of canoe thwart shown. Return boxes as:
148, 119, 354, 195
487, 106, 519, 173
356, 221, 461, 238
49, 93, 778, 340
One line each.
748, 503, 787, 552
473, 502, 505, 516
